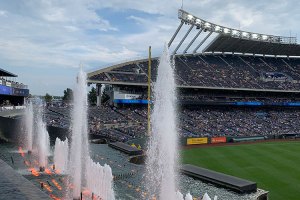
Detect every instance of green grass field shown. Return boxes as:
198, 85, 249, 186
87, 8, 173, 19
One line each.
181, 141, 300, 200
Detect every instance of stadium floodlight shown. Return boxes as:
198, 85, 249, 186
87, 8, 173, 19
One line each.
262, 35, 269, 40
232, 30, 239, 36
252, 33, 258, 39
177, 9, 296, 46
242, 32, 249, 38
195, 18, 201, 25
187, 14, 194, 20
223, 28, 230, 34
215, 26, 221, 32
204, 22, 211, 28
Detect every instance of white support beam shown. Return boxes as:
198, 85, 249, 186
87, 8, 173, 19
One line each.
183, 28, 202, 54
168, 21, 184, 47
96, 84, 102, 106
173, 24, 194, 55
193, 31, 213, 53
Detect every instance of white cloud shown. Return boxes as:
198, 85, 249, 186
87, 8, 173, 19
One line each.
127, 15, 148, 25
0, 10, 8, 17
0, 0, 299, 95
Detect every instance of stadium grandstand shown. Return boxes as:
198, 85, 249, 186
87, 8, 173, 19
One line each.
0, 68, 29, 108
47, 9, 300, 144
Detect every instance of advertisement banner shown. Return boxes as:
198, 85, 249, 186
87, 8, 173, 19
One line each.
6, 82, 11, 87
114, 99, 148, 104
0, 85, 12, 95
12, 88, 29, 96
187, 137, 208, 145
125, 94, 141, 99
211, 137, 227, 144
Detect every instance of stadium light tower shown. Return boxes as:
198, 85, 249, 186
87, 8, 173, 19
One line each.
176, 9, 297, 47
167, 9, 298, 55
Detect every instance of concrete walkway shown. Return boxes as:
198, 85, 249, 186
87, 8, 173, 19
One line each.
0, 159, 51, 200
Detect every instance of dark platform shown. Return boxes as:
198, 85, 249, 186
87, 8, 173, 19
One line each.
108, 142, 143, 155
181, 164, 257, 193
0, 159, 51, 200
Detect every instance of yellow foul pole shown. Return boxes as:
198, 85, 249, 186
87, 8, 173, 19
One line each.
147, 46, 152, 136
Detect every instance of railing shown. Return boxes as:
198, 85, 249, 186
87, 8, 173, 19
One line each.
0, 79, 28, 89
0, 106, 26, 111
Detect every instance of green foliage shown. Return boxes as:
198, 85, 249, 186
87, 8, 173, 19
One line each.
88, 86, 97, 105
44, 93, 52, 103
63, 88, 73, 102
101, 85, 110, 104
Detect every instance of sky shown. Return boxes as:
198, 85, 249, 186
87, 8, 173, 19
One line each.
0, 0, 299, 96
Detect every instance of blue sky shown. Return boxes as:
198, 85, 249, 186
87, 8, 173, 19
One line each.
0, 0, 299, 95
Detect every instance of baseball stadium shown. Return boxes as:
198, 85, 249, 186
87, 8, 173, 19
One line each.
85, 9, 300, 200
0, 8, 300, 200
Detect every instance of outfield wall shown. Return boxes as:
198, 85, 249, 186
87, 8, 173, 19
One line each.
184, 134, 300, 146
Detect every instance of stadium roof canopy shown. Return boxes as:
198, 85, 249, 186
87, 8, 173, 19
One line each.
203, 35, 300, 56
0, 68, 17, 77
169, 9, 300, 56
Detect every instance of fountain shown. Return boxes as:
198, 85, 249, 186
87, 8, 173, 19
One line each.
69, 69, 90, 199
202, 193, 213, 200
24, 101, 33, 152
53, 138, 69, 173
185, 193, 193, 200
36, 106, 50, 171
145, 44, 214, 200
86, 157, 115, 200
69, 68, 115, 200
145, 43, 182, 199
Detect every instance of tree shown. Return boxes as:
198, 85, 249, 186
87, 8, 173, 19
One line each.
88, 87, 97, 105
63, 88, 73, 102
44, 93, 53, 103
101, 86, 110, 104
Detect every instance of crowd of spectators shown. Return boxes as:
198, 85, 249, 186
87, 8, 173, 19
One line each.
90, 54, 300, 91
0, 78, 28, 89
45, 104, 147, 142
44, 103, 300, 142
89, 73, 110, 82
47, 54, 300, 141
180, 107, 300, 137
178, 94, 300, 103
108, 73, 147, 83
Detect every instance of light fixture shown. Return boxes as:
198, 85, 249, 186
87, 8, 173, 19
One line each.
232, 30, 239, 36
242, 32, 249, 37
262, 35, 268, 40
195, 19, 201, 25
204, 22, 211, 28
187, 14, 194, 20
223, 28, 230, 34
215, 26, 221, 32
252, 33, 258, 39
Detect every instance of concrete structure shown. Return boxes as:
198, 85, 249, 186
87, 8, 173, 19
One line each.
181, 164, 257, 193
0, 159, 51, 200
